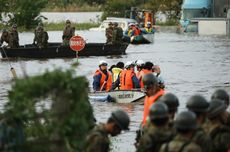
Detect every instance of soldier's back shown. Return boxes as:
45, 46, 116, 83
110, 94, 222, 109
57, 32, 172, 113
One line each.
85, 123, 110, 152
160, 134, 202, 152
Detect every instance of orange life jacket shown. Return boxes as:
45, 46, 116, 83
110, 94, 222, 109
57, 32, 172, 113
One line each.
132, 27, 141, 36
120, 69, 135, 90
142, 89, 165, 126
94, 69, 112, 91
139, 69, 152, 88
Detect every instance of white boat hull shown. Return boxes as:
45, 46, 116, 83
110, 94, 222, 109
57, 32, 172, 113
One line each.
89, 90, 145, 104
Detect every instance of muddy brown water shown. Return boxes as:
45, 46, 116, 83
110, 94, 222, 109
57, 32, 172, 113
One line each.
0, 30, 230, 152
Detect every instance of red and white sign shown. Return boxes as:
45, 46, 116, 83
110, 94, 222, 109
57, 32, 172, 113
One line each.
69, 35, 85, 51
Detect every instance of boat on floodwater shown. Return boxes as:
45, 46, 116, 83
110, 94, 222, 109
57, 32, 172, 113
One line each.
0, 42, 128, 59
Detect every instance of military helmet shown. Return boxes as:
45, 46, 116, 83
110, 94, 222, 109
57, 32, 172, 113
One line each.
174, 111, 197, 130
211, 89, 229, 106
12, 24, 17, 28
108, 22, 113, 26
158, 93, 179, 112
111, 109, 130, 130
149, 102, 168, 121
142, 73, 158, 88
186, 95, 209, 113
38, 22, 43, 27
113, 22, 118, 26
207, 99, 226, 119
66, 20, 71, 24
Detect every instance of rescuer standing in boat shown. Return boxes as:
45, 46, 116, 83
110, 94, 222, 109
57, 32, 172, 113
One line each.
85, 109, 130, 152
0, 29, 10, 47
62, 20, 75, 46
93, 60, 113, 92
112, 22, 123, 44
33, 22, 44, 45
105, 22, 113, 44
142, 22, 155, 34
8, 24, 19, 48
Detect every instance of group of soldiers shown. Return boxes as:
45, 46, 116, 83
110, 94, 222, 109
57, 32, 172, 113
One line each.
105, 22, 123, 44
0, 20, 75, 48
87, 71, 230, 152
0, 24, 19, 48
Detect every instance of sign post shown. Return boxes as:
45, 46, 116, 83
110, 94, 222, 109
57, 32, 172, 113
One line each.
69, 35, 86, 62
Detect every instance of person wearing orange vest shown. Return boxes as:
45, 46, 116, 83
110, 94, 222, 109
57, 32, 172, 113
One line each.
139, 61, 154, 89
142, 73, 165, 126
93, 60, 112, 92
112, 61, 140, 90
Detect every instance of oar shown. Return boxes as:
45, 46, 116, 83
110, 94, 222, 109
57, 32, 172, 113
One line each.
1, 46, 17, 79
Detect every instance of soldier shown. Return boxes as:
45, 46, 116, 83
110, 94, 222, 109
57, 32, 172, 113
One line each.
206, 99, 230, 152
8, 24, 19, 48
105, 22, 113, 44
112, 22, 123, 44
85, 109, 130, 152
137, 102, 174, 152
62, 20, 75, 46
0, 29, 10, 46
158, 93, 179, 128
160, 111, 202, 152
211, 89, 230, 126
34, 26, 49, 48
33, 22, 44, 45
186, 95, 213, 152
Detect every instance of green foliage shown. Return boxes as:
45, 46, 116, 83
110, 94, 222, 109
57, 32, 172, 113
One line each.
8, 0, 48, 29
101, 0, 135, 20
4, 69, 94, 151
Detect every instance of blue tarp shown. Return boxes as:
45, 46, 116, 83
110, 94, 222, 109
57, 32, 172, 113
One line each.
182, 0, 212, 9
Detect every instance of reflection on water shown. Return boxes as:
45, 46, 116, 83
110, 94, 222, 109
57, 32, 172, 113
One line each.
0, 31, 230, 151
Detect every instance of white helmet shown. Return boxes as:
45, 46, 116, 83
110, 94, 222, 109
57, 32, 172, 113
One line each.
147, 21, 151, 25
135, 60, 144, 66
99, 60, 108, 66
128, 23, 134, 27
125, 61, 134, 68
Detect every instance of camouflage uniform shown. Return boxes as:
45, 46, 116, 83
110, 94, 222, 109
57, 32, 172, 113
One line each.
8, 30, 19, 48
207, 124, 230, 152
112, 27, 123, 44
34, 27, 49, 48
0, 31, 10, 46
137, 125, 173, 152
105, 26, 113, 44
85, 123, 110, 152
62, 24, 75, 46
160, 134, 202, 152
192, 126, 213, 152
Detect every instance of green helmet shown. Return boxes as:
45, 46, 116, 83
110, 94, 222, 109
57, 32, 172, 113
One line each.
111, 109, 130, 130
142, 73, 158, 89
149, 102, 168, 121
38, 22, 44, 27
12, 24, 17, 28
186, 95, 209, 113
158, 93, 179, 112
66, 20, 71, 24
174, 111, 197, 130
211, 89, 229, 106
207, 99, 226, 119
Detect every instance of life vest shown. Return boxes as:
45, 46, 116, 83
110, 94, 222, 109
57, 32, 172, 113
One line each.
142, 89, 165, 126
145, 27, 154, 33
112, 67, 122, 82
127, 29, 134, 37
139, 69, 152, 88
133, 27, 141, 36
120, 70, 135, 90
94, 70, 112, 91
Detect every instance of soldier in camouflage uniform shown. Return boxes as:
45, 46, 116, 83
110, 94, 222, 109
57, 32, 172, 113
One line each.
186, 95, 213, 152
85, 109, 130, 152
105, 22, 113, 44
211, 89, 230, 127
8, 24, 19, 48
33, 22, 44, 45
34, 26, 49, 48
62, 20, 75, 46
137, 102, 174, 152
160, 111, 202, 152
0, 29, 10, 46
112, 22, 123, 44
205, 99, 230, 152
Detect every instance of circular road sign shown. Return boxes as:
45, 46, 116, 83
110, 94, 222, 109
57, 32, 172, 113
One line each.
69, 35, 86, 51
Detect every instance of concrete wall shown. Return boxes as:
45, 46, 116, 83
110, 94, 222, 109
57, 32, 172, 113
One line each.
198, 20, 229, 35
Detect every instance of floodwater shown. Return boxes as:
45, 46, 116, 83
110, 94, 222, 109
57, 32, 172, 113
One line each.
0, 30, 230, 151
